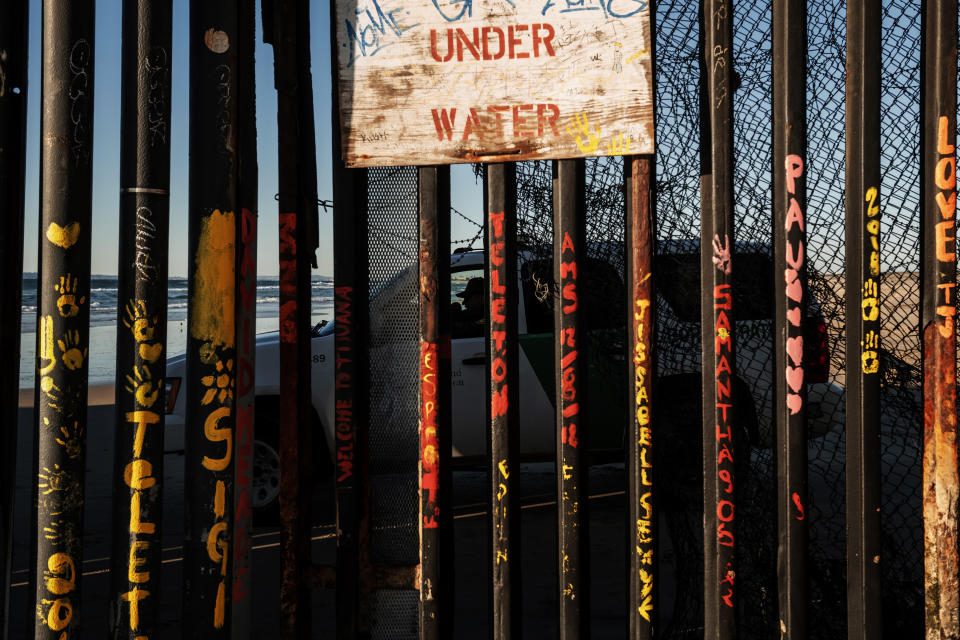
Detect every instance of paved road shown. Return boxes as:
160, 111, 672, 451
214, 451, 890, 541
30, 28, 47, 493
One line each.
10, 404, 643, 638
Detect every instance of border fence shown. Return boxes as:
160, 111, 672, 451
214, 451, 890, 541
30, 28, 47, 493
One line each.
0, 0, 957, 638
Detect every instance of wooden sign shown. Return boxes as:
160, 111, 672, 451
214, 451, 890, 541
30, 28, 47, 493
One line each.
334, 0, 654, 167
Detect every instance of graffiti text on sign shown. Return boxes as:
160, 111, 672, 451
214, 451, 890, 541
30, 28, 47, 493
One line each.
41, 552, 77, 632
489, 211, 509, 419
633, 286, 653, 622
334, 286, 355, 480
935, 115, 957, 324
713, 280, 735, 612
421, 342, 440, 528
784, 155, 805, 414
68, 39, 92, 165
429, 24, 556, 62
431, 104, 560, 142
191, 208, 236, 628
278, 212, 297, 344
134, 206, 159, 283
490, 209, 510, 562
344, 0, 419, 66
122, 410, 161, 629
559, 232, 579, 448
540, 0, 648, 19
862, 187, 880, 374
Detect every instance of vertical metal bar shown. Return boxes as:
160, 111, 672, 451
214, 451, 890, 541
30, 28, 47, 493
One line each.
486, 162, 521, 640
920, 1, 959, 637
109, 0, 172, 636
554, 158, 589, 640
232, 0, 258, 631
184, 0, 239, 632
626, 155, 656, 638
699, 0, 736, 635
327, 0, 370, 634
772, 0, 808, 636
29, 0, 95, 635
0, 0, 28, 635
331, 171, 369, 639
844, 1, 882, 637
269, 0, 317, 633
418, 166, 453, 639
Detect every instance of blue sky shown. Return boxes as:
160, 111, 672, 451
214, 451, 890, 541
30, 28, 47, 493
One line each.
20, 0, 483, 277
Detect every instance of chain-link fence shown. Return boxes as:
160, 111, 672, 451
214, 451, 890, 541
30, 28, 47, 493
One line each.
365, 0, 929, 636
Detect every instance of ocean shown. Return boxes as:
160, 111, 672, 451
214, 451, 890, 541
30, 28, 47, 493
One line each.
18, 273, 335, 388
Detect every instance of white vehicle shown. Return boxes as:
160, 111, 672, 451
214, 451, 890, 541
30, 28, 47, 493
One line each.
164, 245, 845, 515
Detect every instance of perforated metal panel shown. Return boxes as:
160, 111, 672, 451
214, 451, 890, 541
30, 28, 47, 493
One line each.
370, 590, 420, 640
366, 166, 421, 634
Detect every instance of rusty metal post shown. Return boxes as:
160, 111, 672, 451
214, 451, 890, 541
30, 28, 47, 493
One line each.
626, 155, 656, 637
0, 0, 28, 636
554, 158, 589, 639
266, 0, 317, 634
109, 0, 172, 637
699, 0, 736, 635
326, 0, 370, 632
418, 165, 453, 639
184, 0, 239, 633
29, 0, 95, 635
920, 1, 959, 637
845, 0, 882, 637
331, 170, 369, 639
486, 162, 521, 639
772, 0, 808, 636
232, 0, 258, 631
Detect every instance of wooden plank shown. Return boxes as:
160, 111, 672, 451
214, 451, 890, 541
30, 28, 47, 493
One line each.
334, 0, 654, 166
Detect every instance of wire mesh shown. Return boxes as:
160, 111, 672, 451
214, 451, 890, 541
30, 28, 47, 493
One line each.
362, 1, 929, 636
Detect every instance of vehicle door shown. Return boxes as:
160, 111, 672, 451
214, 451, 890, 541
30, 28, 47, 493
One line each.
518, 257, 628, 454
449, 262, 557, 458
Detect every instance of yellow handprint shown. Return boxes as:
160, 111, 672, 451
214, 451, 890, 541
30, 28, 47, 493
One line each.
566, 112, 602, 154
54, 274, 86, 318
57, 330, 87, 371
605, 133, 631, 155
124, 300, 157, 343
125, 365, 160, 408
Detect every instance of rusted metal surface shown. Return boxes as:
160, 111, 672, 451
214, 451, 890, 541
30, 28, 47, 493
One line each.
772, 0, 808, 635
331, 0, 653, 166
30, 0, 96, 635
487, 162, 521, 639
231, 0, 257, 631
310, 563, 420, 592
554, 158, 589, 639
418, 165, 453, 639
267, 0, 318, 634
626, 155, 656, 638
921, 1, 959, 637
183, 0, 239, 633
328, 0, 371, 631
0, 0, 28, 635
109, 0, 172, 636
844, 0, 882, 636
699, 0, 736, 635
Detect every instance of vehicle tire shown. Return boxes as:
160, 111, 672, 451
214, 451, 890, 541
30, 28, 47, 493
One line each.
252, 396, 332, 525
